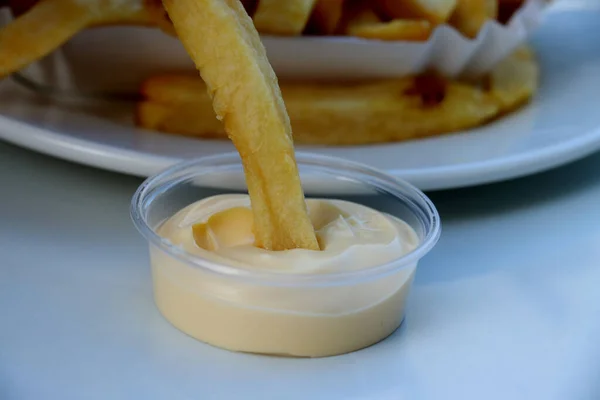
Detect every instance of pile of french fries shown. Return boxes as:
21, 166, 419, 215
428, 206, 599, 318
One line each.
0, 0, 170, 78
136, 45, 538, 145
0, 0, 528, 79
248, 0, 527, 40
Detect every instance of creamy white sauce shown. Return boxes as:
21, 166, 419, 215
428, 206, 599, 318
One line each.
151, 195, 420, 357
158, 194, 419, 274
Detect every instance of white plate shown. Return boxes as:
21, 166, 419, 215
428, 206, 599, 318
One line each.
0, 3, 599, 191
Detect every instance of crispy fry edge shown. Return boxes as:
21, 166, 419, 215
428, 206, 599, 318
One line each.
162, 0, 319, 251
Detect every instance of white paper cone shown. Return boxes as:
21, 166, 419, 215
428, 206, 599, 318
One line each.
11, 0, 546, 95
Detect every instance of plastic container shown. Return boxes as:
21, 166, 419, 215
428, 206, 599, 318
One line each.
131, 153, 441, 357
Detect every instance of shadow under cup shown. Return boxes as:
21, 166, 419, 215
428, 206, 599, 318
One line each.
131, 152, 441, 357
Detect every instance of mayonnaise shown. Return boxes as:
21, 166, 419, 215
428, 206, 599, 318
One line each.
151, 195, 420, 357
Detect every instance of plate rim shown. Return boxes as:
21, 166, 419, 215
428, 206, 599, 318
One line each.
2, 106, 600, 191
389, 123, 600, 189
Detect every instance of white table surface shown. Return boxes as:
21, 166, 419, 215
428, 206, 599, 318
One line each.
1, 140, 600, 400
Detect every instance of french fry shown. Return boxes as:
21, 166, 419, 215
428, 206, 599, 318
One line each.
140, 74, 209, 103
253, 0, 318, 35
137, 73, 501, 145
372, 0, 458, 24
0, 0, 92, 78
0, 0, 154, 78
304, 0, 345, 35
348, 19, 432, 41
449, 0, 497, 38
485, 46, 538, 113
341, 1, 432, 42
136, 100, 225, 138
486, 0, 499, 19
162, 0, 319, 251
93, 1, 152, 25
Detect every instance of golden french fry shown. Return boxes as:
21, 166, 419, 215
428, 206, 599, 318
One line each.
347, 19, 432, 41
140, 74, 208, 103
372, 0, 458, 24
449, 0, 496, 38
341, 2, 432, 42
486, 0, 499, 19
0, 0, 157, 78
485, 46, 538, 113
136, 100, 225, 138
305, 0, 345, 35
162, 0, 319, 251
93, 0, 152, 25
137, 73, 500, 145
253, 0, 318, 35
0, 0, 92, 78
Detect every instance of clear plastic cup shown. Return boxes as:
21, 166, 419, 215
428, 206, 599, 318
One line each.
131, 152, 441, 357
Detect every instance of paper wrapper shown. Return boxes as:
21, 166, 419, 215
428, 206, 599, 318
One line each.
267, 0, 546, 79
10, 0, 545, 95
